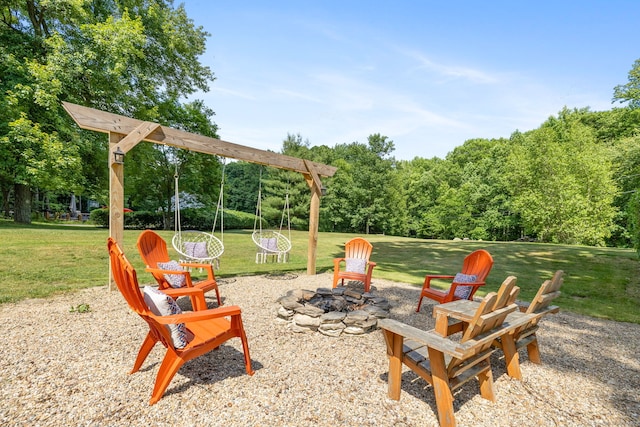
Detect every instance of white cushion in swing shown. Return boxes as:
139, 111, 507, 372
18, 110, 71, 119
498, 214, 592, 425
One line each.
261, 237, 278, 252
345, 258, 367, 274
184, 241, 208, 259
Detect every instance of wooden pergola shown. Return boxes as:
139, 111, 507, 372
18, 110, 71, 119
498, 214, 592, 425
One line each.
63, 102, 337, 282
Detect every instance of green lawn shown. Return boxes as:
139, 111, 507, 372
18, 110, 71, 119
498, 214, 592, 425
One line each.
1, 219, 638, 323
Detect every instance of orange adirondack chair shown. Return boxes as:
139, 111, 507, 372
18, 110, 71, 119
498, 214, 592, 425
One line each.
416, 249, 494, 312
137, 229, 221, 309
108, 237, 254, 405
332, 237, 377, 293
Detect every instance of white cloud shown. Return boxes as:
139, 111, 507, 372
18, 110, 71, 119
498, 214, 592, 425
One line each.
398, 47, 500, 84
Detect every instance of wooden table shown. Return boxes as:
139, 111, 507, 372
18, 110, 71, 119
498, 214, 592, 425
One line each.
432, 300, 534, 380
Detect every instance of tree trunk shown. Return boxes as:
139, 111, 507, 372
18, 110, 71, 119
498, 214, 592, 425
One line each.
1, 185, 10, 218
14, 183, 32, 224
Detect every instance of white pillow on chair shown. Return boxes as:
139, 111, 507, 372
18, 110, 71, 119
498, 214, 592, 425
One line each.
157, 260, 187, 288
143, 286, 189, 349
345, 258, 367, 274
452, 273, 478, 299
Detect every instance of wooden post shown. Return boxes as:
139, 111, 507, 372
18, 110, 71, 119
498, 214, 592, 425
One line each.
304, 160, 324, 275
307, 180, 321, 275
427, 346, 456, 427
384, 330, 404, 400
108, 133, 125, 291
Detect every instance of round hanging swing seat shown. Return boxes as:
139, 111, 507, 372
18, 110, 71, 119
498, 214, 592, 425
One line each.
172, 231, 224, 266
252, 230, 291, 263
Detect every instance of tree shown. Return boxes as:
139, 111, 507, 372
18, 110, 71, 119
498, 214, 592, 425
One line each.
225, 161, 262, 215
0, 0, 214, 222
324, 134, 398, 234
613, 59, 640, 108
506, 109, 618, 245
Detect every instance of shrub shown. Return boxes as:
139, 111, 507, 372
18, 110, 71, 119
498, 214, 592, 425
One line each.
90, 208, 109, 227
90, 207, 260, 230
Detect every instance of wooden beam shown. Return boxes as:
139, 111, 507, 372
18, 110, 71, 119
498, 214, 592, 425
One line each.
303, 159, 323, 192
115, 121, 161, 153
63, 102, 337, 177
64, 101, 338, 277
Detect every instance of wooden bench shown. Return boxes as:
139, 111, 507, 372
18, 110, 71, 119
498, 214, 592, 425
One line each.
433, 271, 563, 380
379, 277, 530, 427
494, 270, 563, 367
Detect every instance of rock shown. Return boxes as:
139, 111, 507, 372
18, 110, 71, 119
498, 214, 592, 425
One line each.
295, 305, 325, 317
293, 313, 320, 327
290, 323, 316, 333
343, 326, 366, 335
344, 290, 362, 299
331, 287, 346, 296
278, 297, 303, 310
277, 306, 294, 319
344, 310, 369, 324
320, 311, 346, 323
362, 305, 389, 319
318, 322, 346, 332
317, 324, 344, 337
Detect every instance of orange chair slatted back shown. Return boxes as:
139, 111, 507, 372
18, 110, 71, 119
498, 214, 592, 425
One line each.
461, 249, 494, 283
344, 237, 373, 261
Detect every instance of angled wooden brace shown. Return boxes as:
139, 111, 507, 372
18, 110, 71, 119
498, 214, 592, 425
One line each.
303, 158, 324, 194
109, 121, 161, 161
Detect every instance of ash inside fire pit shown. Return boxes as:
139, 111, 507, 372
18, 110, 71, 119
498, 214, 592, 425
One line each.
276, 286, 391, 337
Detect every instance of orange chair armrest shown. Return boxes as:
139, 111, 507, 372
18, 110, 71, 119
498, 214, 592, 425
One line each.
448, 281, 486, 301
368, 261, 377, 267
161, 287, 204, 297
180, 262, 215, 279
146, 267, 191, 276
422, 274, 455, 289
333, 257, 345, 267
154, 305, 243, 324
180, 262, 213, 270
451, 280, 486, 287
145, 267, 194, 287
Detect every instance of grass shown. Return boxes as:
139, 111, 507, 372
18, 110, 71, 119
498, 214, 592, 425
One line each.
1, 219, 639, 324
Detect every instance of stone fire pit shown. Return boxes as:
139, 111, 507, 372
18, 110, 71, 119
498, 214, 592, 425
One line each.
276, 286, 391, 337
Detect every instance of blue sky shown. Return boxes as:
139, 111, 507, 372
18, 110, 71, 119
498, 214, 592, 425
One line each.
181, 1, 639, 160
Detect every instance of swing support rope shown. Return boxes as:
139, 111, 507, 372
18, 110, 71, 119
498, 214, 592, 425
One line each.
174, 161, 225, 241
253, 169, 291, 238
172, 161, 226, 268
252, 169, 292, 263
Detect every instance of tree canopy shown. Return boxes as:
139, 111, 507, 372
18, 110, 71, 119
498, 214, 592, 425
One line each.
2, 6, 640, 253
0, 0, 216, 222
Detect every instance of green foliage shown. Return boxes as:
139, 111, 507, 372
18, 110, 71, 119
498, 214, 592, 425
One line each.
613, 58, 640, 108
225, 161, 262, 214
179, 208, 256, 231
89, 208, 109, 226
0, 0, 215, 223
90, 206, 256, 230
2, 6, 640, 253
69, 303, 91, 313
506, 109, 618, 245
1, 221, 638, 324
323, 134, 400, 235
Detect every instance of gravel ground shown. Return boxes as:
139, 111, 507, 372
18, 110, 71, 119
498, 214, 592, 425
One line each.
1, 272, 639, 427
